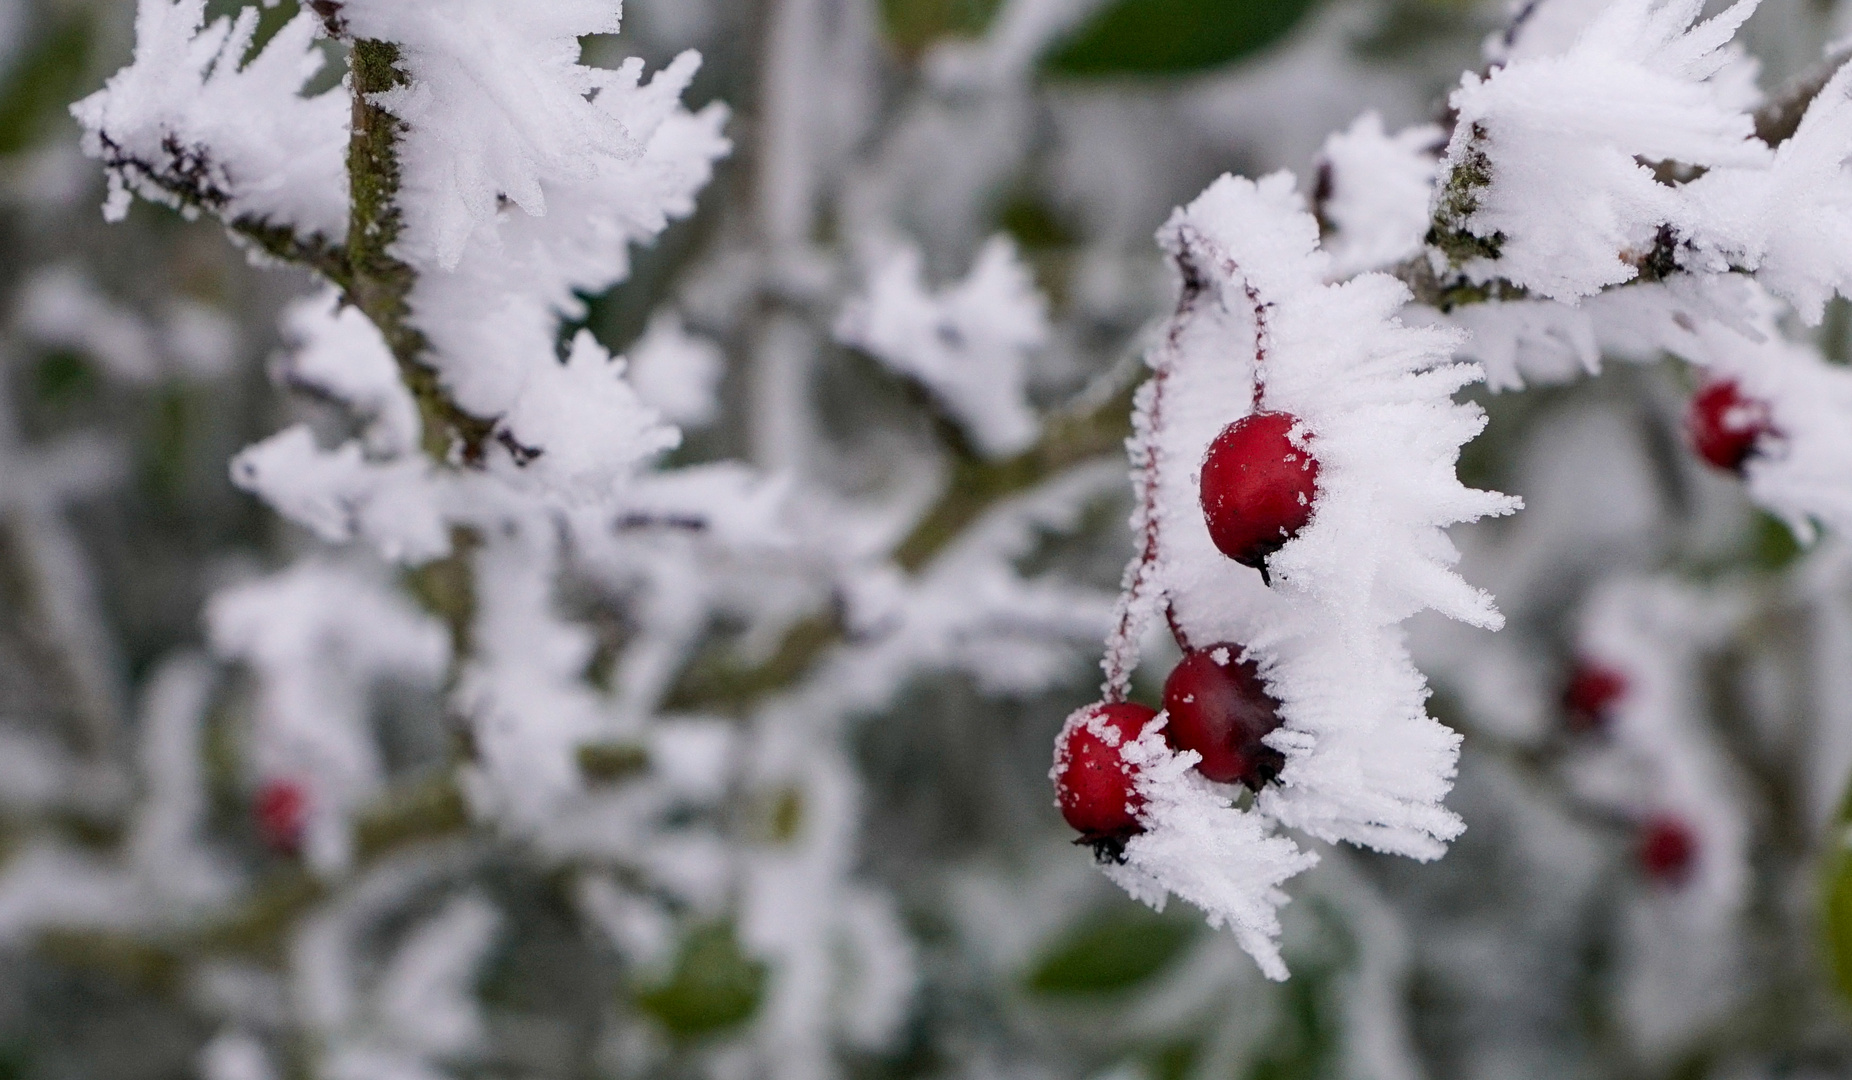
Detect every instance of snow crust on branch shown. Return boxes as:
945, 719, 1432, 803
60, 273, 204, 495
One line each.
274, 290, 421, 458
490, 330, 681, 503
231, 426, 452, 564
340, 0, 634, 270
1096, 173, 1518, 974
625, 310, 726, 428
1440, 0, 1766, 300
454, 531, 611, 829
341, 0, 730, 465
1316, 112, 1443, 280
836, 236, 1049, 457
1685, 64, 1852, 323
72, 0, 348, 238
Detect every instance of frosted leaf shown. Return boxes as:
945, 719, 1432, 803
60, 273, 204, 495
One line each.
1438, 297, 1600, 391
455, 533, 608, 828
16, 267, 236, 383
834, 887, 919, 1049
837, 236, 1048, 458
275, 290, 421, 458
71, 0, 348, 239
844, 464, 1121, 700
321, 1047, 453, 1080
0, 729, 116, 815
373, 895, 499, 1058
14, 266, 160, 383
1439, 0, 1767, 300
0, 656, 238, 927
126, 654, 237, 909
1685, 65, 1852, 324
230, 426, 452, 565
493, 330, 680, 504
378, 36, 730, 443
339, 0, 635, 270
1119, 174, 1516, 865
1489, 0, 1622, 63
1316, 113, 1443, 279
0, 845, 145, 941
207, 560, 449, 687
162, 300, 239, 378
1109, 717, 1319, 982
648, 721, 735, 802
625, 310, 726, 428
208, 560, 448, 873
598, 464, 795, 551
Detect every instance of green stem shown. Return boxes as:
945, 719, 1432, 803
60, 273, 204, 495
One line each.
343, 39, 497, 464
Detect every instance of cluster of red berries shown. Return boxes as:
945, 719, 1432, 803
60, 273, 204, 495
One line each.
1053, 644, 1288, 857
1053, 411, 1316, 855
1686, 379, 1776, 474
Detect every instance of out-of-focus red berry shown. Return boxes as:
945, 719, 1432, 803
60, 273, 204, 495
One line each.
1564, 661, 1628, 733
1686, 380, 1774, 474
255, 779, 309, 856
1638, 814, 1698, 885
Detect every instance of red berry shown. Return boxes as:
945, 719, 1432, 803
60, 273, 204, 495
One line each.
1686, 380, 1774, 474
1161, 645, 1286, 789
1563, 661, 1627, 733
1052, 703, 1157, 842
1637, 815, 1697, 885
1200, 412, 1319, 578
255, 779, 308, 855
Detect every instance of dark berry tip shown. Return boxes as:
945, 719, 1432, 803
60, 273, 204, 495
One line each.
1078, 833, 1133, 864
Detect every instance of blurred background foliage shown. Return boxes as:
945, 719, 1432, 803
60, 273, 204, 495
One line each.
4, 0, 1852, 1078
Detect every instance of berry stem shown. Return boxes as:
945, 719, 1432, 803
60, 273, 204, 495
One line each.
1164, 603, 1194, 654
1103, 361, 1170, 703
1100, 228, 1277, 700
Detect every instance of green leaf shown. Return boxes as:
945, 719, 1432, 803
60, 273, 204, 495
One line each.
1024, 907, 1195, 997
0, 1041, 26, 1080
1148, 1040, 1200, 1080
1246, 965, 1343, 1080
636, 921, 769, 1041
33, 350, 95, 407
1823, 793, 1852, 1004
1044, 0, 1319, 78
0, 15, 93, 156
997, 192, 1077, 251
880, 0, 1006, 56
1828, 853, 1852, 1001
1749, 511, 1804, 573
